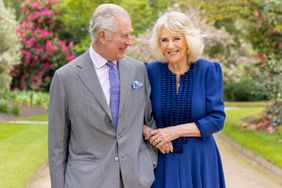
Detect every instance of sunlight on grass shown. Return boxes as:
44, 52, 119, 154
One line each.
0, 123, 47, 188
17, 114, 48, 121
224, 107, 282, 168
225, 101, 269, 107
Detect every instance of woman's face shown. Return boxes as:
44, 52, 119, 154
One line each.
159, 27, 188, 65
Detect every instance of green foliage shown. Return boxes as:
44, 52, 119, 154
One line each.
240, 0, 282, 127
0, 99, 20, 115
58, 0, 168, 54
58, 0, 122, 54
11, 0, 76, 91
0, 0, 19, 93
196, 0, 282, 128
120, 0, 168, 35
3, 0, 21, 19
223, 78, 268, 101
3, 90, 49, 108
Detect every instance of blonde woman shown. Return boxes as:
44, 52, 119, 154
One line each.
144, 12, 226, 188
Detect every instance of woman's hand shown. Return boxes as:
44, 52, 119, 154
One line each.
158, 142, 173, 154
143, 125, 173, 154
148, 127, 180, 148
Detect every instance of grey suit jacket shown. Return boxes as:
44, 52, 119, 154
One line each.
48, 49, 157, 188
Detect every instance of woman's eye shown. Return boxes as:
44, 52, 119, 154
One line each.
160, 38, 168, 43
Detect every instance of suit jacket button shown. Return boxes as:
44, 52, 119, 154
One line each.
114, 156, 119, 162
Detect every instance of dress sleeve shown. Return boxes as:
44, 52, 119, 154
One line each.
195, 62, 226, 140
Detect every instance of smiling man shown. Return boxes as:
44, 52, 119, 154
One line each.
48, 4, 157, 188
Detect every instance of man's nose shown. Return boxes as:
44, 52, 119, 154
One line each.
126, 35, 132, 46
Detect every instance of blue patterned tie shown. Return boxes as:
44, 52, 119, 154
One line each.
106, 61, 120, 127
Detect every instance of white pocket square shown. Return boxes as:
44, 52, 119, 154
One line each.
132, 80, 143, 90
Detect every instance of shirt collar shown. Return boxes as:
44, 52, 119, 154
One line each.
89, 44, 118, 69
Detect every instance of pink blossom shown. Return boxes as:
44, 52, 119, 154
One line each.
26, 52, 32, 60
69, 41, 74, 48
32, 2, 41, 9
46, 40, 52, 48
34, 56, 39, 61
58, 41, 66, 46
61, 47, 68, 53
66, 54, 76, 61
249, 124, 258, 130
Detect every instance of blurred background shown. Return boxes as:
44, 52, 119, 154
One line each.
0, 0, 281, 187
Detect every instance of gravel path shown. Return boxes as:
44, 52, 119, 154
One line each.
26, 134, 282, 188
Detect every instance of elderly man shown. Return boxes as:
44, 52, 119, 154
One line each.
48, 4, 157, 188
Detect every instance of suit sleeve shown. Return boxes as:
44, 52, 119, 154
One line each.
48, 71, 70, 188
143, 65, 157, 129
195, 62, 226, 140
142, 64, 158, 167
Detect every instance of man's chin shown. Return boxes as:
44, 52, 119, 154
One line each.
116, 54, 126, 60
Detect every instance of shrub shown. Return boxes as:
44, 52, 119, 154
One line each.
0, 0, 19, 93
223, 78, 268, 101
11, 0, 75, 92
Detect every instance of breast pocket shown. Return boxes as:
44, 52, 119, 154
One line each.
131, 86, 145, 105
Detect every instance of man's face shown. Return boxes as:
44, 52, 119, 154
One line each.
104, 16, 133, 61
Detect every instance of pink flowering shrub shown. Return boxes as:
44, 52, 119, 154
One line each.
242, 112, 277, 134
11, 0, 75, 91
244, 0, 282, 129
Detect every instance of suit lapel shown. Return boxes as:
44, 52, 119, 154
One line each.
76, 49, 111, 117
118, 58, 131, 125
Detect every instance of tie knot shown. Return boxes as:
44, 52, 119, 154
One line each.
106, 61, 115, 68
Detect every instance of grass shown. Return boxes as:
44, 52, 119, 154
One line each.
224, 107, 282, 169
0, 123, 47, 188
17, 114, 48, 121
225, 101, 269, 107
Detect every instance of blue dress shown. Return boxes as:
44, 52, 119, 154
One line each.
146, 59, 226, 188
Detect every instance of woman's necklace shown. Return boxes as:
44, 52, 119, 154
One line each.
168, 62, 191, 94
176, 75, 181, 93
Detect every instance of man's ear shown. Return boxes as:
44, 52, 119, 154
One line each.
97, 31, 106, 44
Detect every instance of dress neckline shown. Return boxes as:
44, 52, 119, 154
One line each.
162, 63, 195, 76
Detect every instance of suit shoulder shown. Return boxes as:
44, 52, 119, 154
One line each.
55, 52, 86, 76
122, 56, 146, 70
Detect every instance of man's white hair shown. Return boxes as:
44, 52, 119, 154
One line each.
89, 4, 130, 43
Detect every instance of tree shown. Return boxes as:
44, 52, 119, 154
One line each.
3, 0, 22, 19
241, 0, 282, 128
0, 0, 19, 93
198, 0, 282, 129
12, 0, 75, 91
58, 0, 168, 55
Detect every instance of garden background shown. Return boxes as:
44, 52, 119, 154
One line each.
0, 0, 281, 187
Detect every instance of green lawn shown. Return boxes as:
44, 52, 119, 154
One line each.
0, 122, 47, 188
224, 107, 282, 168
225, 101, 269, 107
17, 114, 48, 121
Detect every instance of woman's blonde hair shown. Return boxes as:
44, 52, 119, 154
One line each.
150, 12, 204, 63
